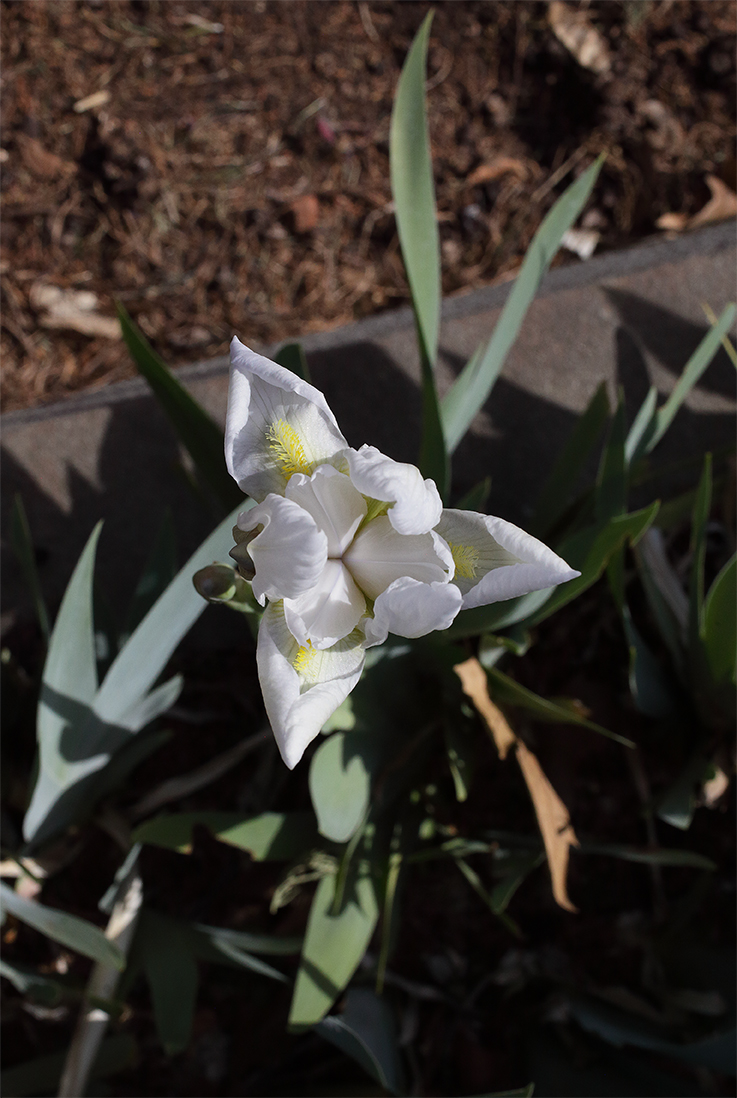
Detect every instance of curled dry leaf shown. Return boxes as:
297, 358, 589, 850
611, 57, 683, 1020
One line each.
17, 134, 76, 180
291, 193, 320, 233
453, 657, 579, 912
73, 89, 111, 114
548, 1, 612, 76
467, 157, 529, 187
561, 227, 600, 260
657, 175, 737, 234
689, 175, 737, 229
514, 740, 579, 913
29, 284, 121, 339
455, 657, 515, 759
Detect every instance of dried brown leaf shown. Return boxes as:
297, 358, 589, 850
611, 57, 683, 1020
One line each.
688, 175, 737, 229
454, 657, 516, 760
467, 157, 529, 186
17, 135, 75, 180
515, 739, 579, 913
548, 1, 612, 75
291, 193, 320, 233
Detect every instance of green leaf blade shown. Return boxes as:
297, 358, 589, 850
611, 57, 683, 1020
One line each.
116, 302, 242, 511
441, 155, 605, 453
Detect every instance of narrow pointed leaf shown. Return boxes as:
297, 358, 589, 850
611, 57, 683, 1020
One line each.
23, 524, 102, 841
702, 553, 736, 685
390, 11, 440, 367
625, 385, 658, 464
133, 810, 317, 860
630, 304, 736, 461
122, 509, 177, 640
139, 911, 198, 1055
11, 495, 51, 642
595, 396, 627, 523
289, 868, 379, 1028
0, 883, 124, 970
116, 302, 242, 511
531, 382, 609, 537
93, 504, 245, 726
486, 666, 634, 747
441, 155, 604, 452
274, 341, 311, 383
309, 731, 371, 844
317, 987, 404, 1095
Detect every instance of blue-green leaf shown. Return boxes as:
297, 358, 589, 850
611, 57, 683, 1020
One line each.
289, 867, 379, 1028
138, 910, 198, 1055
317, 987, 404, 1095
10, 494, 51, 643
390, 11, 440, 367
531, 382, 610, 537
23, 524, 102, 842
274, 341, 311, 383
0, 883, 124, 970
702, 553, 736, 686
441, 155, 604, 453
309, 731, 371, 844
627, 304, 736, 463
133, 810, 317, 860
93, 504, 245, 727
116, 302, 242, 511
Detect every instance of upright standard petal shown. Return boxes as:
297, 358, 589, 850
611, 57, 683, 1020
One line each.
237, 495, 328, 605
285, 466, 367, 557
345, 445, 442, 535
435, 509, 580, 608
284, 560, 366, 650
226, 338, 348, 500
344, 517, 453, 601
257, 602, 366, 769
363, 577, 463, 647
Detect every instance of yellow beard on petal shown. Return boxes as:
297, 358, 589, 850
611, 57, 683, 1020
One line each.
266, 419, 311, 479
448, 541, 479, 580
292, 640, 316, 676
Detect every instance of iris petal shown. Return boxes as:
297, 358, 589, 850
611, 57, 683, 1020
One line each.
345, 445, 442, 535
257, 602, 366, 769
284, 560, 366, 649
344, 516, 452, 600
238, 495, 328, 605
435, 509, 580, 608
226, 338, 348, 500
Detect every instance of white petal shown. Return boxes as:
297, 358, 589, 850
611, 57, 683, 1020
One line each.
345, 445, 442, 535
257, 602, 365, 769
286, 466, 367, 557
238, 494, 327, 605
284, 560, 366, 649
363, 577, 463, 646
435, 509, 580, 609
344, 516, 453, 601
225, 338, 348, 500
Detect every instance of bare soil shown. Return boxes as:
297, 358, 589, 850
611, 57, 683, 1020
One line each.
1, 0, 735, 411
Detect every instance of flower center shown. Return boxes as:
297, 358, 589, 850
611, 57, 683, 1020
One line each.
292, 640, 316, 675
448, 541, 479, 580
267, 419, 311, 479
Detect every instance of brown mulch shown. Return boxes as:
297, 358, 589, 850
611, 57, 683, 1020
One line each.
1, 0, 735, 412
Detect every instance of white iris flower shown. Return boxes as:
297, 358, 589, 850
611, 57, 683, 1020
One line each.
225, 337, 579, 768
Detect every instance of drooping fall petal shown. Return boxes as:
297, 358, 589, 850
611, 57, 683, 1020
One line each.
257, 602, 366, 769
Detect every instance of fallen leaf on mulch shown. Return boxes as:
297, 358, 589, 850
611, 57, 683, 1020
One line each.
73, 89, 111, 113
658, 174, 737, 233
30, 284, 121, 339
291, 193, 320, 233
454, 657, 580, 912
467, 157, 529, 186
561, 227, 600, 260
548, 1, 612, 76
16, 135, 75, 180
689, 175, 737, 228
